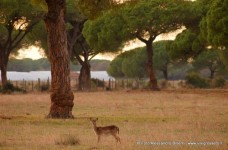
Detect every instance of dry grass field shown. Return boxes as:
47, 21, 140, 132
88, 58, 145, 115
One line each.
0, 90, 228, 150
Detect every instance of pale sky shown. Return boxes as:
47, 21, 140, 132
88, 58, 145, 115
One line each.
17, 28, 184, 60
17, 46, 46, 60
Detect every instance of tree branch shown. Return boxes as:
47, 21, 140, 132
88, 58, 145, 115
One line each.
3, 23, 14, 51
10, 20, 39, 51
136, 34, 148, 43
88, 52, 98, 61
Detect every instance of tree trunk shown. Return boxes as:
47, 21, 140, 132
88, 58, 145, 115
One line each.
0, 64, 7, 88
146, 42, 160, 90
78, 62, 91, 91
163, 69, 168, 80
0, 53, 8, 88
74, 38, 92, 91
45, 0, 74, 118
162, 64, 168, 80
210, 70, 215, 79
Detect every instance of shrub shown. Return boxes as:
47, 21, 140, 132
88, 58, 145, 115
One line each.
91, 78, 105, 87
0, 82, 25, 94
158, 79, 169, 89
212, 76, 226, 88
185, 72, 209, 88
40, 84, 50, 92
178, 80, 186, 88
55, 134, 80, 146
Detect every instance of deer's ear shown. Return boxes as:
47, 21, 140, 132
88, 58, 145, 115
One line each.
95, 118, 98, 121
89, 117, 93, 120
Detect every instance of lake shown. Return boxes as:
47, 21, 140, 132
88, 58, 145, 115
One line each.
0, 71, 113, 81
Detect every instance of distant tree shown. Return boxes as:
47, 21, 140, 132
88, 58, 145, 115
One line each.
170, 29, 204, 62
71, 0, 125, 90
8, 58, 34, 72
83, 0, 190, 90
0, 0, 42, 88
107, 56, 125, 78
7, 58, 51, 71
153, 41, 172, 80
168, 63, 193, 80
90, 59, 110, 71
121, 49, 147, 79
193, 50, 226, 79
108, 41, 173, 80
7, 58, 108, 72
69, 19, 96, 91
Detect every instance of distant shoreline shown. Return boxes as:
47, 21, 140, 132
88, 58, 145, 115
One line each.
0, 71, 113, 81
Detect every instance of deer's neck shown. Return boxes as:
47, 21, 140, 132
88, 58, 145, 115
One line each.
93, 123, 98, 132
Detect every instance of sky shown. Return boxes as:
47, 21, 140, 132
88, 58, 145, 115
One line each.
17, 46, 45, 60
17, 28, 184, 60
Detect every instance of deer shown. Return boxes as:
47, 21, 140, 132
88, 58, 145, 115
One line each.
89, 118, 121, 145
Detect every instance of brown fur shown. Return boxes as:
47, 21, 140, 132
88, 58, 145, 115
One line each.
90, 118, 121, 144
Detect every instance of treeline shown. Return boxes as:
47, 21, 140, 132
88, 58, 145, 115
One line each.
108, 41, 228, 80
7, 58, 110, 72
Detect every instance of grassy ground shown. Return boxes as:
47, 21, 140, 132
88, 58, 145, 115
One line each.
0, 89, 227, 150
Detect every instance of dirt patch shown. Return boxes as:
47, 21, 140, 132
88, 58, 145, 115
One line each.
0, 115, 12, 120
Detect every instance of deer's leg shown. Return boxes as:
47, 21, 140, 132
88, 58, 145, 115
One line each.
117, 136, 121, 144
97, 135, 101, 144
113, 134, 121, 144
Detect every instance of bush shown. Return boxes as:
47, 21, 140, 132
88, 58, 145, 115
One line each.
178, 80, 186, 88
212, 76, 226, 88
55, 134, 80, 146
185, 72, 209, 88
0, 82, 25, 94
91, 78, 105, 87
158, 79, 169, 89
40, 84, 50, 92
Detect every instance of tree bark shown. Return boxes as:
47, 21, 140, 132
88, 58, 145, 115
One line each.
0, 49, 9, 88
0, 56, 8, 88
75, 50, 92, 91
45, 0, 74, 118
146, 42, 160, 90
78, 62, 91, 91
72, 33, 93, 91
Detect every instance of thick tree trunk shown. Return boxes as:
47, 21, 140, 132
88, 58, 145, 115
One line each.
146, 42, 160, 90
45, 0, 74, 118
78, 62, 91, 91
0, 62, 7, 88
0, 54, 8, 88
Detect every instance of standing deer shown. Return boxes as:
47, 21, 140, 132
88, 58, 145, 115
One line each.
89, 118, 121, 145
